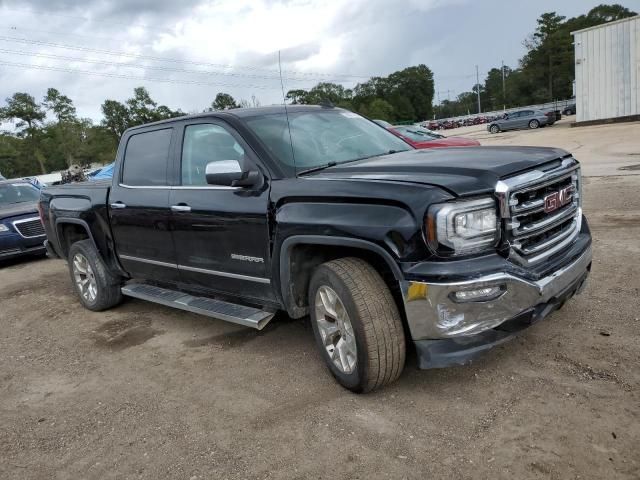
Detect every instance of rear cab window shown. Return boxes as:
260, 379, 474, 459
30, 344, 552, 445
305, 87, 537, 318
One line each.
121, 128, 173, 186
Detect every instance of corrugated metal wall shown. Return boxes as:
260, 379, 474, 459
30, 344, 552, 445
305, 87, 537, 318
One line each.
573, 16, 640, 123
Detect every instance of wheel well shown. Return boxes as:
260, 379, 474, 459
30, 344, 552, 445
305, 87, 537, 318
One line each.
286, 243, 404, 319
58, 223, 91, 258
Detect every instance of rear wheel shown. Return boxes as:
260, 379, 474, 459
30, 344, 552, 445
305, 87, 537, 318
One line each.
309, 258, 406, 393
68, 240, 123, 311
529, 119, 540, 129
490, 124, 500, 134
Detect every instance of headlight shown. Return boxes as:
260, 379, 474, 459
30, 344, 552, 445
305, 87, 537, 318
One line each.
425, 197, 499, 256
0, 224, 9, 233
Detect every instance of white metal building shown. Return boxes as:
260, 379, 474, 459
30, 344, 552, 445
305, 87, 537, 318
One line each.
572, 15, 640, 124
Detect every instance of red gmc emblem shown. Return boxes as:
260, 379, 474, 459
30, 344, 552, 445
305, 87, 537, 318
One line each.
544, 186, 574, 213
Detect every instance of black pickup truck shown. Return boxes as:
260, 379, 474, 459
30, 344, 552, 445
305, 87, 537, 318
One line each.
40, 105, 592, 392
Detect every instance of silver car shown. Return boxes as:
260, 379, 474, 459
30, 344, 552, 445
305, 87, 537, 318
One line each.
487, 109, 549, 134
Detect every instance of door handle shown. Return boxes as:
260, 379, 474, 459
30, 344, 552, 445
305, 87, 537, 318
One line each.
110, 202, 127, 209
171, 204, 191, 213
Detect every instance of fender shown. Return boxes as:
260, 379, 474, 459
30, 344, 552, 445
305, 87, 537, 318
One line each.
54, 218, 98, 256
277, 235, 404, 318
54, 218, 127, 276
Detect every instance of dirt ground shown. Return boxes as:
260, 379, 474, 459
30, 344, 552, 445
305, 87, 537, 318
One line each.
1, 124, 640, 479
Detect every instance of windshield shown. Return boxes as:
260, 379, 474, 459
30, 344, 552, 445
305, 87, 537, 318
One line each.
0, 183, 40, 206
393, 126, 443, 142
245, 110, 411, 174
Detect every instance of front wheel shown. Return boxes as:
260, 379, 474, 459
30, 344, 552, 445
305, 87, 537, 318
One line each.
529, 119, 540, 129
68, 239, 123, 311
490, 124, 500, 134
309, 258, 406, 393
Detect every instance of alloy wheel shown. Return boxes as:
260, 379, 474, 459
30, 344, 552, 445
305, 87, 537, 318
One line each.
314, 285, 357, 374
72, 253, 98, 303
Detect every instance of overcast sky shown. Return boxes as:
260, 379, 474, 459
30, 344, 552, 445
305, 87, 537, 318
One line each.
0, 0, 639, 124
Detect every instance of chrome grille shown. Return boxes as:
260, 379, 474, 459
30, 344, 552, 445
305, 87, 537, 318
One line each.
496, 158, 582, 265
12, 217, 45, 238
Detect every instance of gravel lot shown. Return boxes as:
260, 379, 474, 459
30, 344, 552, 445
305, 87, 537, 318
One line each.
1, 122, 639, 479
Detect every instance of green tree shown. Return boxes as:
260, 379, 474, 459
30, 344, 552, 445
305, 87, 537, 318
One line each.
126, 87, 159, 124
585, 3, 636, 22
0, 92, 46, 137
386, 65, 434, 120
366, 98, 394, 121
43, 88, 77, 122
351, 65, 434, 122
0, 133, 23, 178
0, 92, 47, 173
42, 88, 83, 167
285, 89, 309, 104
101, 99, 130, 141
211, 93, 238, 110
483, 67, 507, 111
387, 94, 414, 122
101, 87, 181, 141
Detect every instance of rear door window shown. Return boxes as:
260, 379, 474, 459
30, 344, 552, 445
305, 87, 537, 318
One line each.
122, 128, 173, 186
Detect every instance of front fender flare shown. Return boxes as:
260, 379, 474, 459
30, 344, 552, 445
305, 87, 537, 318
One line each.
277, 235, 404, 318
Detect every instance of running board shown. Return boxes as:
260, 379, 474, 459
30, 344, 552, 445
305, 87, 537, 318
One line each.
121, 283, 275, 330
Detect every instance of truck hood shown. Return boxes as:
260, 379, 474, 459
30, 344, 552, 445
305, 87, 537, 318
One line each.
0, 201, 39, 222
310, 146, 571, 196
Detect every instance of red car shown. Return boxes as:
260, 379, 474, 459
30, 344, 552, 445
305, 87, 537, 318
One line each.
388, 125, 480, 149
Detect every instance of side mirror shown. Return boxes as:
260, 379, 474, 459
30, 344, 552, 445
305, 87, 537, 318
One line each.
205, 160, 260, 187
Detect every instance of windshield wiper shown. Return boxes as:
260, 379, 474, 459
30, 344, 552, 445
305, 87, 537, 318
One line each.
297, 162, 338, 176
296, 150, 404, 176
352, 149, 402, 161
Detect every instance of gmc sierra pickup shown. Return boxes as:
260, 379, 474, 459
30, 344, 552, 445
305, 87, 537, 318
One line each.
40, 105, 592, 392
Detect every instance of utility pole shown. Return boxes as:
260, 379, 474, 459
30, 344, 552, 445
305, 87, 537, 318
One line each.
501, 60, 506, 110
475, 65, 481, 114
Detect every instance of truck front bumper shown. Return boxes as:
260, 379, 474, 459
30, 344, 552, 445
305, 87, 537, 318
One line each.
401, 245, 592, 369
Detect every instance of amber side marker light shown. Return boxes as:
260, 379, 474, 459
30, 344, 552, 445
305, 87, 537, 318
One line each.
425, 213, 437, 250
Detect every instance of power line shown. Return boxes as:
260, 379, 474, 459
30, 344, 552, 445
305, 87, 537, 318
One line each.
0, 24, 123, 43
0, 7, 176, 34
0, 47, 351, 84
0, 35, 372, 80
0, 60, 297, 90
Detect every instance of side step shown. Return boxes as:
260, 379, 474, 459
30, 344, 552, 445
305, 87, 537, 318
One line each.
121, 283, 275, 330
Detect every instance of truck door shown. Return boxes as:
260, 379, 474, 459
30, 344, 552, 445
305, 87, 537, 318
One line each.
109, 127, 180, 282
168, 120, 275, 303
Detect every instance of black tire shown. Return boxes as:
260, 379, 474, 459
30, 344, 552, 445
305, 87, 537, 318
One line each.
309, 258, 406, 393
490, 124, 500, 134
529, 119, 540, 129
68, 239, 123, 311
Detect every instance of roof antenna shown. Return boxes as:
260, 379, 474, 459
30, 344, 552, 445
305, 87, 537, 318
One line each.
278, 50, 297, 171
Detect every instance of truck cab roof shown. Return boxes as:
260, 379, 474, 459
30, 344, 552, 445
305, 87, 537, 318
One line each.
124, 105, 337, 134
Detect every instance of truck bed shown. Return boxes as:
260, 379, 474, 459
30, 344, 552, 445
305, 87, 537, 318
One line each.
43, 179, 111, 197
